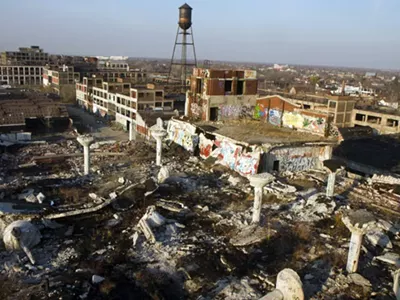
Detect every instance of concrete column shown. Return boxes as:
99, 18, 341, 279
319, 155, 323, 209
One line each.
248, 173, 275, 225
346, 231, 363, 273
151, 130, 167, 166
342, 210, 376, 273
326, 172, 336, 197
129, 122, 136, 141
77, 135, 95, 175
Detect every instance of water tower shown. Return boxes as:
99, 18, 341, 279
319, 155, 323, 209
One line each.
169, 3, 197, 91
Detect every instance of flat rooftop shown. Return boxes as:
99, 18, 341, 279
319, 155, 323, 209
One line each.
0, 91, 68, 126
195, 120, 334, 145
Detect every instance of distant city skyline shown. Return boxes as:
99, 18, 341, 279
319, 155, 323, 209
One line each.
1, 0, 400, 70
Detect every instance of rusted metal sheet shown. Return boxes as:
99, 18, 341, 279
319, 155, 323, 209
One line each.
207, 79, 224, 96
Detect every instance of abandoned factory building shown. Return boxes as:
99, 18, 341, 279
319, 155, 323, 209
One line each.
185, 68, 259, 121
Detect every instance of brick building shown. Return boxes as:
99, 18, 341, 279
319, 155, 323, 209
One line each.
185, 68, 259, 121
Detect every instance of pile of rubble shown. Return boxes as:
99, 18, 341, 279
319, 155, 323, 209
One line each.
0, 131, 398, 299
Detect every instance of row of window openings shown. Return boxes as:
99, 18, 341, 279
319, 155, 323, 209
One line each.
355, 114, 399, 127
196, 79, 245, 95
1, 69, 41, 75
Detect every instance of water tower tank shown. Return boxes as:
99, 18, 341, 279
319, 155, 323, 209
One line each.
178, 3, 192, 30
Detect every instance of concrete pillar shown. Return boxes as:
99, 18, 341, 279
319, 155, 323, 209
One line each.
248, 173, 275, 224
260, 268, 304, 300
394, 269, 400, 300
326, 172, 336, 197
346, 230, 363, 273
151, 130, 167, 166
77, 135, 95, 175
342, 210, 376, 273
129, 122, 136, 141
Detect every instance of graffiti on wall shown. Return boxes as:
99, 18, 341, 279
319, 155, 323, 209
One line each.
302, 115, 326, 134
282, 112, 304, 128
254, 103, 267, 119
190, 103, 202, 118
269, 109, 282, 126
167, 120, 198, 152
199, 133, 213, 159
270, 146, 327, 173
282, 112, 327, 135
214, 139, 260, 175
235, 152, 260, 176
215, 139, 242, 169
219, 105, 254, 119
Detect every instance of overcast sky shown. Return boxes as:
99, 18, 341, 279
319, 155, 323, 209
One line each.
1, 0, 400, 69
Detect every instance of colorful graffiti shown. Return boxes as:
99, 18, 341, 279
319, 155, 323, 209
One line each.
213, 139, 260, 175
167, 120, 198, 152
235, 152, 260, 176
269, 109, 282, 126
281, 112, 327, 135
254, 103, 267, 119
199, 133, 213, 159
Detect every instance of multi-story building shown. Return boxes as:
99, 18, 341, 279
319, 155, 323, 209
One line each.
1, 46, 49, 65
76, 76, 104, 111
0, 65, 43, 86
97, 60, 129, 71
186, 68, 259, 121
77, 78, 174, 131
43, 65, 80, 95
0, 46, 49, 87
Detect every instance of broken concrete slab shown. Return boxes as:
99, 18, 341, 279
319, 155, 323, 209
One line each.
230, 225, 276, 247
365, 230, 393, 249
375, 252, 400, 267
348, 273, 372, 287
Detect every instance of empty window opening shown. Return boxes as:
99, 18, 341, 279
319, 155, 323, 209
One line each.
367, 115, 381, 124
329, 101, 337, 109
237, 80, 244, 95
355, 113, 365, 122
196, 78, 202, 93
387, 119, 399, 127
224, 80, 232, 94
